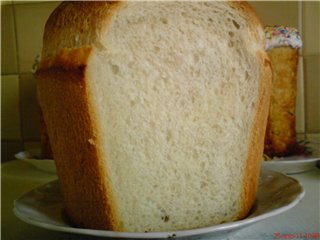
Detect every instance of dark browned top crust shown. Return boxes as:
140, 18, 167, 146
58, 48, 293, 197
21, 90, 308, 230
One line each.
42, 1, 124, 59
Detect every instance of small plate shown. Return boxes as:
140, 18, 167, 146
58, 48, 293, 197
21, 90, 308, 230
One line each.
262, 141, 320, 174
13, 169, 304, 239
262, 156, 320, 174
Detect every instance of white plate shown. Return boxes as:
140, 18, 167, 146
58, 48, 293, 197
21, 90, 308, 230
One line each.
262, 156, 320, 174
262, 142, 320, 174
13, 169, 304, 239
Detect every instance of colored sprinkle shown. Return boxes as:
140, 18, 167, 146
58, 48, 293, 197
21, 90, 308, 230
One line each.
264, 25, 302, 50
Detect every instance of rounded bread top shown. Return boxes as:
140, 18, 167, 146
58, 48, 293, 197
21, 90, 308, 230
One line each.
264, 25, 302, 50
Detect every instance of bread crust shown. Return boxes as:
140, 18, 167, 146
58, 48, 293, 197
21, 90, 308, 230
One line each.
38, 2, 125, 230
230, 1, 272, 219
264, 47, 299, 157
238, 51, 272, 219
42, 1, 124, 59
228, 1, 265, 46
39, 108, 53, 159
37, 47, 121, 230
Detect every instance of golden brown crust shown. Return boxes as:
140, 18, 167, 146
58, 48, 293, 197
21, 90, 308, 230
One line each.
37, 47, 120, 230
229, 1, 265, 46
238, 52, 272, 219
38, 46, 94, 160
264, 47, 299, 157
42, 1, 124, 59
37, 1, 127, 231
39, 108, 53, 159
38, 46, 92, 71
233, 2, 272, 218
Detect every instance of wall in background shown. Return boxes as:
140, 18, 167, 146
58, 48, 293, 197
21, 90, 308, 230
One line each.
1, 1, 60, 161
1, 1, 319, 161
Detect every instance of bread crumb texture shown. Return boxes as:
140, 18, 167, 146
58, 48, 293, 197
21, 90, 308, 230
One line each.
87, 2, 262, 231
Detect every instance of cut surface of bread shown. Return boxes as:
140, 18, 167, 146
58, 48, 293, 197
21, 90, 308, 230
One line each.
37, 2, 271, 232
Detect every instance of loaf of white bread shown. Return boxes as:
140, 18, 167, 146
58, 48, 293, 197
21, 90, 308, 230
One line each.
36, 2, 271, 232
263, 26, 302, 158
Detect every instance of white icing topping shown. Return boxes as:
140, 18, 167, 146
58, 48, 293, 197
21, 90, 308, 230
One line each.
264, 25, 302, 50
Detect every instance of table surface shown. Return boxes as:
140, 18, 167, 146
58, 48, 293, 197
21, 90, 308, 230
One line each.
2, 159, 319, 240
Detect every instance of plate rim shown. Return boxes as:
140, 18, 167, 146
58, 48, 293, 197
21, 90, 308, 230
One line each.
262, 156, 320, 164
13, 169, 305, 239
